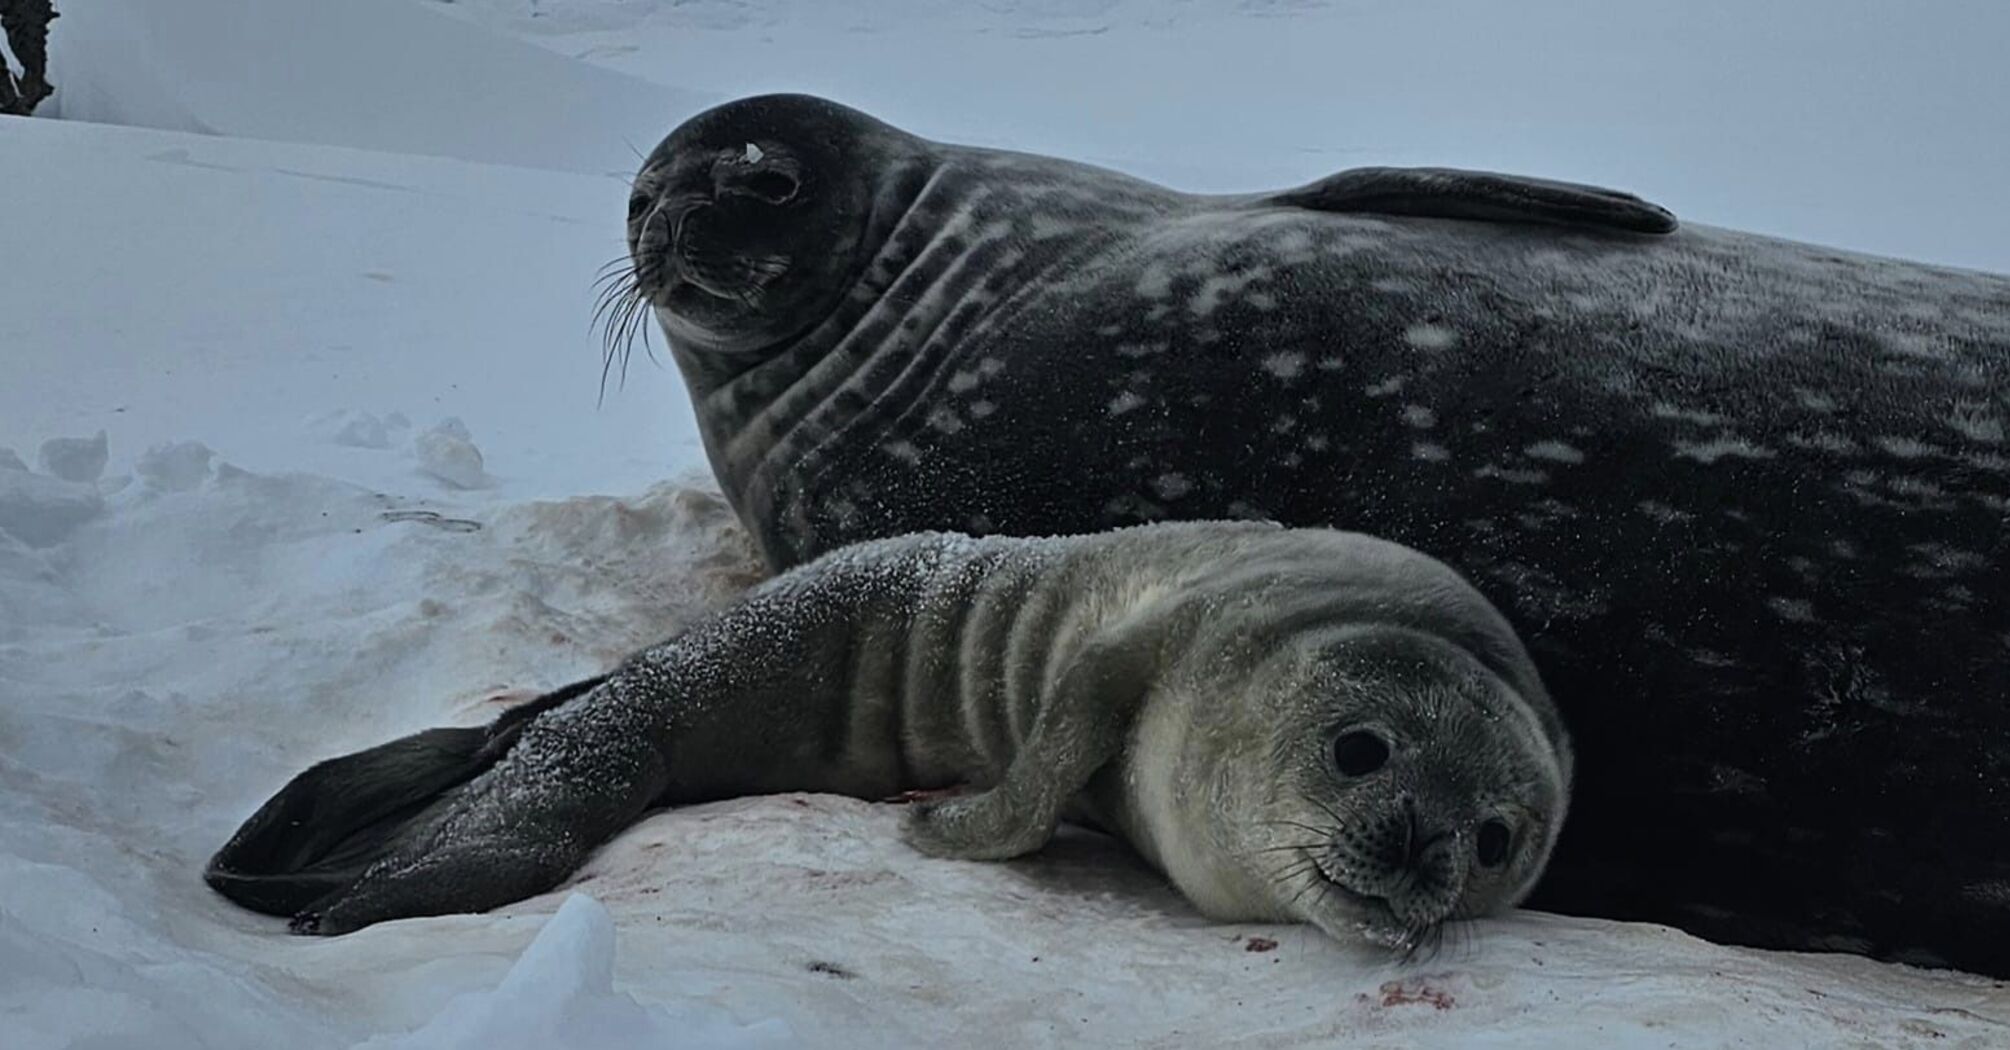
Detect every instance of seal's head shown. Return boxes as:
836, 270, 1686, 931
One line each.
1200, 624, 1571, 953
604, 94, 919, 378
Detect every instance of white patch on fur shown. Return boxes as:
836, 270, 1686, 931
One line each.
927, 407, 965, 435
1674, 436, 1776, 464
1474, 464, 1548, 485
1403, 323, 1458, 350
1261, 351, 1306, 381
1135, 263, 1173, 300
1524, 440, 1584, 464
1793, 388, 1838, 413
1651, 403, 1726, 426
1876, 437, 1936, 458
1107, 391, 1147, 417
1636, 500, 1692, 524
1767, 596, 1817, 623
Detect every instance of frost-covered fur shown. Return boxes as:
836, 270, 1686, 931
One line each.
207, 521, 1568, 948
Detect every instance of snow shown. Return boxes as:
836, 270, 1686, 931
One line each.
5, 0, 2010, 1047
355, 895, 795, 1050
36, 430, 107, 483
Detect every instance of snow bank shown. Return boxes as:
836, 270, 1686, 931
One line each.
42, 0, 714, 174
0, 116, 708, 502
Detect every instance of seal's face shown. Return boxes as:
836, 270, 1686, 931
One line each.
611, 94, 887, 368
1251, 630, 1570, 951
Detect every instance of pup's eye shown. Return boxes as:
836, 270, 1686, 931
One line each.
1476, 819, 1512, 868
627, 193, 652, 221
1332, 730, 1390, 776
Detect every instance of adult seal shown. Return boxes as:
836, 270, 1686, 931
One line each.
610, 93, 2010, 972
207, 522, 1571, 946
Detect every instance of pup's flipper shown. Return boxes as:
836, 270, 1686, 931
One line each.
204, 674, 664, 933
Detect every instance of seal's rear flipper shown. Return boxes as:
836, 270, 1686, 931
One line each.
1263, 167, 1678, 234
205, 675, 612, 923
205, 725, 498, 916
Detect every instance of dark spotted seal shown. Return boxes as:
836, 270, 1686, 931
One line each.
606, 93, 2010, 973
207, 522, 1570, 946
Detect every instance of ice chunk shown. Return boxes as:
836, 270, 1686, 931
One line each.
0, 469, 103, 546
416, 420, 490, 489
0, 447, 26, 472
309, 410, 411, 450
37, 430, 109, 483
135, 441, 215, 492
356, 894, 794, 1050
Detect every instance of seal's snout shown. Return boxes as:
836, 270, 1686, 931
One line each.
1334, 801, 1470, 930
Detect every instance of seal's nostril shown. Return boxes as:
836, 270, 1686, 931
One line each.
1476, 818, 1512, 868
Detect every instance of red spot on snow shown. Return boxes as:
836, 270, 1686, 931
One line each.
883, 785, 972, 804
1377, 978, 1456, 1011
1244, 936, 1279, 953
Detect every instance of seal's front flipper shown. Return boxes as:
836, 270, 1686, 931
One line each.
902, 619, 1164, 862
1263, 166, 1677, 234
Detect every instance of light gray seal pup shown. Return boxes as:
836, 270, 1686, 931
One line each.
607, 93, 2010, 972
207, 521, 1571, 949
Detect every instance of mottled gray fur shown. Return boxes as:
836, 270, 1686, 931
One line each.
614, 94, 2010, 970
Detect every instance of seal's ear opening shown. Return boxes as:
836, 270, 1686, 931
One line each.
204, 676, 606, 918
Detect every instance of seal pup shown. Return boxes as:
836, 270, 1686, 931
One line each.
611, 93, 2010, 971
207, 521, 1570, 946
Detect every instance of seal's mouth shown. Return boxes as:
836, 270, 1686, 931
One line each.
636, 198, 795, 312
1307, 849, 1434, 952
599, 192, 784, 395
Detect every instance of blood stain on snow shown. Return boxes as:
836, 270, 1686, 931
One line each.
884, 785, 971, 804
1370, 978, 1457, 1011
1244, 936, 1279, 953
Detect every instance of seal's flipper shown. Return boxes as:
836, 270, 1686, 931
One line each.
205, 725, 497, 916
204, 675, 611, 922
1263, 167, 1677, 234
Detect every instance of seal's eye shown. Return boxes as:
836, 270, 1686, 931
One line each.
739, 170, 800, 206
1476, 818, 1512, 868
627, 192, 652, 222
1332, 730, 1390, 776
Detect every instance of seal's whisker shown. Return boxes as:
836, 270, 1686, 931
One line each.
1246, 842, 1330, 856
1258, 818, 1338, 838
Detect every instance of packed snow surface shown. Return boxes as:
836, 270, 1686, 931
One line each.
7, 1, 2010, 1047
